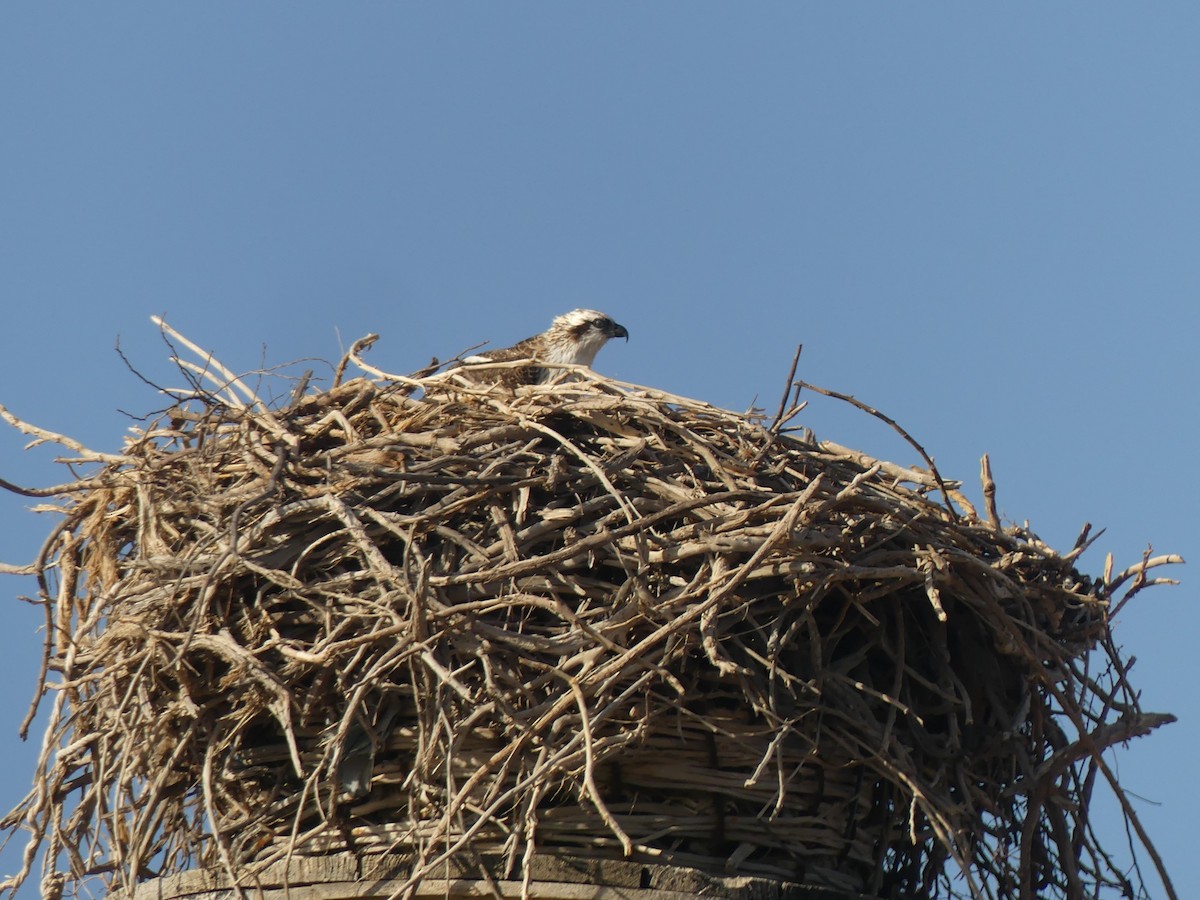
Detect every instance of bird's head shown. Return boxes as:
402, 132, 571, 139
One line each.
546, 309, 629, 366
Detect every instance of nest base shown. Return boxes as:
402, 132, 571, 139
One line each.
126, 853, 869, 900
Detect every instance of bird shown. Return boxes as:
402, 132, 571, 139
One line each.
452, 309, 629, 387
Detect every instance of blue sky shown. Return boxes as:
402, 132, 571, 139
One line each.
0, 5, 1195, 896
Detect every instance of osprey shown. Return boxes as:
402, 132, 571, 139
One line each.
456, 309, 629, 386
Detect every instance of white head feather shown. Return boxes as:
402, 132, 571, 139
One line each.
541, 309, 629, 367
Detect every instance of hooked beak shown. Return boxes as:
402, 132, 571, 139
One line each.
609, 321, 629, 342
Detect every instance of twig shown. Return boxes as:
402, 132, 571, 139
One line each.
0, 403, 122, 464
795, 380, 959, 519
753, 343, 806, 464
980, 453, 1000, 530
334, 334, 377, 387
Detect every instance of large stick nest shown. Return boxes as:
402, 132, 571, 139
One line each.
0, 330, 1180, 900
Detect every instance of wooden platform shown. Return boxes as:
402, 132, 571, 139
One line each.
126, 854, 869, 900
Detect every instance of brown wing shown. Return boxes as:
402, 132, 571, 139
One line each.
462, 335, 546, 386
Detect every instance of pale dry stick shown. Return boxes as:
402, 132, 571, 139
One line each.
199, 736, 252, 900
219, 496, 334, 557
587, 479, 821, 688
647, 415, 743, 492
429, 488, 765, 587
319, 493, 401, 579
752, 342, 807, 465
334, 334, 378, 386
1106, 552, 1184, 596
742, 714, 801, 810
0, 402, 124, 464
177, 631, 303, 778
946, 488, 978, 520
317, 650, 415, 806
562, 675, 635, 855
796, 379, 960, 519
547, 591, 687, 695
879, 608, 908, 752
0, 474, 107, 499
818, 440, 949, 491
3, 687, 72, 893
581, 374, 747, 419
1076, 803, 1129, 897
17, 515, 85, 739
700, 559, 748, 677
173, 531, 254, 662
631, 530, 785, 565
9, 569, 117, 882
516, 417, 639, 524
385, 667, 662, 900
305, 406, 365, 449
170, 358, 249, 411
832, 673, 926, 729
14, 590, 53, 743
769, 343, 805, 434
980, 454, 1001, 530
465, 495, 621, 564
1041, 798, 1085, 900
274, 745, 348, 896
104, 727, 144, 883
124, 723, 201, 882
152, 316, 276, 417
850, 741, 981, 898
381, 765, 534, 898
285, 368, 314, 408
918, 547, 949, 623
1006, 613, 1175, 900
515, 747, 553, 900
834, 462, 883, 503
1035, 711, 1175, 783
1062, 521, 1105, 564
254, 777, 349, 880
1094, 752, 1178, 900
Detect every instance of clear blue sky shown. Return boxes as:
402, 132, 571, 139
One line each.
1, 5, 1195, 897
